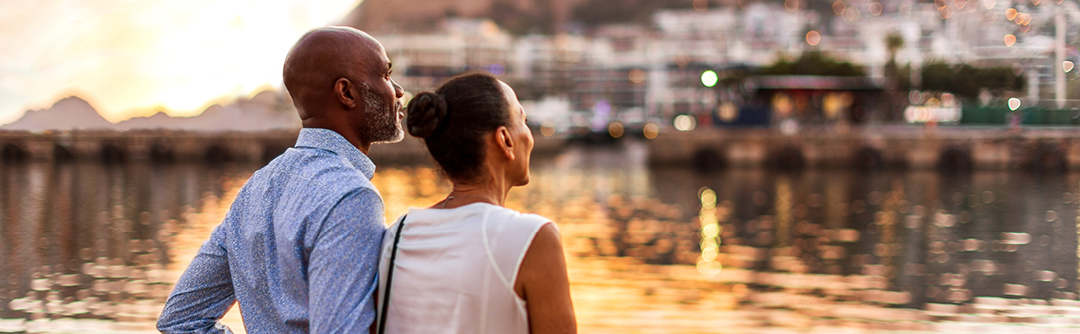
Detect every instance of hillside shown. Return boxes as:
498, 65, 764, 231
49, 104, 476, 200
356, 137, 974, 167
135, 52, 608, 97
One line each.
3, 97, 114, 131
3, 91, 301, 132
340, 0, 581, 34
342, 0, 847, 34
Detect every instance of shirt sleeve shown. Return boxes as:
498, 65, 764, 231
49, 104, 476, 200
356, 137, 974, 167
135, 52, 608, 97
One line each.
308, 187, 386, 333
157, 224, 235, 334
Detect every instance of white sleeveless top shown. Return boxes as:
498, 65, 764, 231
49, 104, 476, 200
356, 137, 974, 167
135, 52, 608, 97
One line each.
376, 202, 553, 334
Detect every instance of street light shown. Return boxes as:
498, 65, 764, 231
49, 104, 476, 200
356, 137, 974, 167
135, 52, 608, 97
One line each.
701, 70, 718, 88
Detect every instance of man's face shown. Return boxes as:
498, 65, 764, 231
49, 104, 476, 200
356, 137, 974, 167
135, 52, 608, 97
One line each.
357, 43, 405, 144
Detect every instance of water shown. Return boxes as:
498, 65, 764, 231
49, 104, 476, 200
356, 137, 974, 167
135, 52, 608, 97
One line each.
2, 141, 1080, 333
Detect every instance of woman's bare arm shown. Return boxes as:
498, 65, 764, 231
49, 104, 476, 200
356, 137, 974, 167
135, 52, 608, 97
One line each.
516, 223, 577, 334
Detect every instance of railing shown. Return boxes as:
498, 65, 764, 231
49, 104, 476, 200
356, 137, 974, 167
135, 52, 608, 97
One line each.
960, 99, 1080, 126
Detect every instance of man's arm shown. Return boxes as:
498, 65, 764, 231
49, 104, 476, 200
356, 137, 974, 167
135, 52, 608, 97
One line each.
157, 225, 235, 334
308, 188, 386, 333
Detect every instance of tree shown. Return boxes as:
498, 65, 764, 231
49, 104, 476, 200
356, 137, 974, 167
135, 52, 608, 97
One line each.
884, 32, 903, 80
758, 51, 865, 77
883, 32, 905, 120
919, 61, 1025, 98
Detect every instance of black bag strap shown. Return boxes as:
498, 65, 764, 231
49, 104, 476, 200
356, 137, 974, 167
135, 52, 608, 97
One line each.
377, 215, 407, 334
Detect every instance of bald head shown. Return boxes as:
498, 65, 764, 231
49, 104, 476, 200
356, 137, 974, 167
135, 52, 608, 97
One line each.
283, 27, 385, 119
282, 26, 405, 152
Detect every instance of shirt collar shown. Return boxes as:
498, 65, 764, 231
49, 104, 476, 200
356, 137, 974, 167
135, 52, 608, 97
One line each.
294, 128, 376, 180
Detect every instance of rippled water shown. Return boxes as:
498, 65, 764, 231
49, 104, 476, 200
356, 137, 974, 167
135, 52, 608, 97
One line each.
2, 141, 1080, 333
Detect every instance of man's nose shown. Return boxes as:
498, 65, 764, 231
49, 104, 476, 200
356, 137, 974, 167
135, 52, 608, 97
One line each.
391, 78, 404, 98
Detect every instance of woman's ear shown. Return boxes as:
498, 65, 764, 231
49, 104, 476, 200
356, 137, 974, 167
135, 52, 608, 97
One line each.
495, 126, 516, 160
335, 78, 357, 108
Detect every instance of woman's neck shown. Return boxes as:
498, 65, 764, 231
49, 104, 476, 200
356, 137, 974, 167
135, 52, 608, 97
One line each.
435, 180, 508, 209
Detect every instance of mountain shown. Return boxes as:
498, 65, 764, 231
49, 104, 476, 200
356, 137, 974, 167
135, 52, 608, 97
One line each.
3, 91, 301, 132
3, 97, 114, 131
113, 91, 301, 131
339, 0, 734, 34
340, 0, 581, 35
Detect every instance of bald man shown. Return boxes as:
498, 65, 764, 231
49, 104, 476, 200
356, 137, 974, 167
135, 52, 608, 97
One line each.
158, 27, 405, 334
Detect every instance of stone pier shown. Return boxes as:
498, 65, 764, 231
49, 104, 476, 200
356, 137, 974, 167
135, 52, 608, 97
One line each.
646, 127, 1080, 171
0, 129, 567, 164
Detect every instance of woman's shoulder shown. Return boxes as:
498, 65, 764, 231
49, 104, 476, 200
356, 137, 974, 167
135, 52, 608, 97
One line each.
488, 205, 554, 226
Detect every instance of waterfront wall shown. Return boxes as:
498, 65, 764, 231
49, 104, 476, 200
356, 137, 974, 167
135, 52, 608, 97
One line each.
647, 127, 1080, 171
0, 130, 566, 164
3, 127, 1078, 171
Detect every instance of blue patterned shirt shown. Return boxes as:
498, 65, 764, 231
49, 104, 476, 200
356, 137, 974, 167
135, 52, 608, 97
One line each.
158, 128, 386, 333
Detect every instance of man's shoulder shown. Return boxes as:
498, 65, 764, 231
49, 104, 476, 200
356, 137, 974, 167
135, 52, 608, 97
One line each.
269, 146, 375, 185
241, 148, 379, 206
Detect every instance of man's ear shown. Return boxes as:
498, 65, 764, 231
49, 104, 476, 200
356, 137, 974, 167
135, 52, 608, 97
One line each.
335, 78, 357, 108
495, 126, 515, 160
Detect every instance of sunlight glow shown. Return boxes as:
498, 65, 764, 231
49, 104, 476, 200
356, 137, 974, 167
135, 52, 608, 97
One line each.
0, 0, 361, 124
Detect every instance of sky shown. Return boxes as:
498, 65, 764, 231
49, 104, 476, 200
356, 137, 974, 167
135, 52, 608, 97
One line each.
0, 0, 362, 125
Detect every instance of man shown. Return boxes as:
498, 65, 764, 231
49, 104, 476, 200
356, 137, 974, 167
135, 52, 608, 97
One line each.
157, 26, 405, 333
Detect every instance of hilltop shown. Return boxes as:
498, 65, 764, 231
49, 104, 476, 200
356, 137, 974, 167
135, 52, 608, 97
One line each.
339, 0, 720, 34
2, 91, 301, 132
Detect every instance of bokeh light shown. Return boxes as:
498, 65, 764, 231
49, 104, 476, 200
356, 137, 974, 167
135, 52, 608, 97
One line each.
909, 90, 924, 105
701, 70, 718, 87
845, 7, 861, 21
693, 0, 709, 12
1008, 97, 1021, 110
939, 7, 952, 19
697, 188, 722, 276
486, 63, 506, 75
772, 93, 794, 116
673, 114, 696, 131
1017, 13, 1031, 25
718, 102, 738, 122
540, 120, 556, 137
1004, 34, 1016, 47
627, 68, 647, 84
642, 122, 659, 139
1064, 61, 1075, 73
833, 1, 847, 15
869, 2, 884, 16
806, 30, 821, 46
785, 0, 800, 12
607, 121, 625, 138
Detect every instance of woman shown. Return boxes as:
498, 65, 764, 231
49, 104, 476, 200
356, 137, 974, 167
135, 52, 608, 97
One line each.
376, 72, 577, 334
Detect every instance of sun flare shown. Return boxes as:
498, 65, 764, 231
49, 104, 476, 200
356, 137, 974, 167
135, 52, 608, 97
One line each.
0, 0, 361, 124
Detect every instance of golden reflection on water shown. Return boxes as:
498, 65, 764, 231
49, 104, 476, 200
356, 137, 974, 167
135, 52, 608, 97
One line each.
376, 167, 746, 333
6, 153, 1080, 333
163, 176, 249, 333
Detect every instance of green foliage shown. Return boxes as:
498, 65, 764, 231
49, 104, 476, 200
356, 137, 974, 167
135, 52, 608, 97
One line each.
895, 63, 912, 92
757, 51, 865, 77
885, 33, 904, 55
919, 61, 1025, 98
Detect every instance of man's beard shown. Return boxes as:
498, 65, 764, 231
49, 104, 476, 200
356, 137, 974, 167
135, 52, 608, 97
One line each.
360, 85, 404, 144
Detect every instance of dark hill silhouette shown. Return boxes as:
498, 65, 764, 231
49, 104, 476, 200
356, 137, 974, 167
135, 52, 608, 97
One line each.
4, 97, 114, 131
3, 91, 300, 132
342, 0, 849, 33
340, 0, 580, 34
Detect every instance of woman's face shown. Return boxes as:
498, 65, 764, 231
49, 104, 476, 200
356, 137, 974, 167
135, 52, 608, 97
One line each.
499, 81, 533, 187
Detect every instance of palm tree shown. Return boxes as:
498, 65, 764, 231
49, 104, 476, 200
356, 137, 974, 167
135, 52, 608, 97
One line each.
884, 32, 904, 121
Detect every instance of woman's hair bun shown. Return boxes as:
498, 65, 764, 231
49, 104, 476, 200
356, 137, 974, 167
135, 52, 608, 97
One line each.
406, 91, 447, 138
